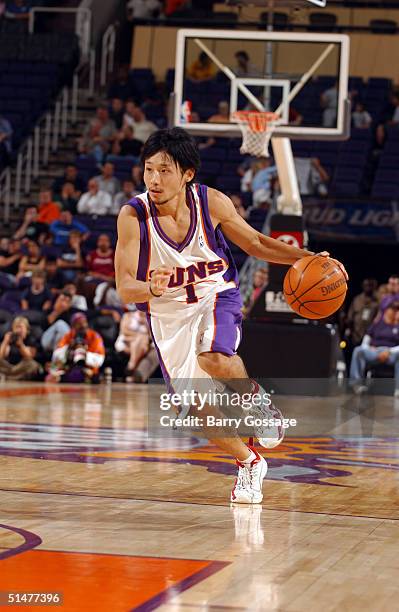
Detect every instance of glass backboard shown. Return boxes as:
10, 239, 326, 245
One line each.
173, 30, 350, 140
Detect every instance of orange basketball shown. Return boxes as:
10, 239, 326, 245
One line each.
283, 255, 347, 320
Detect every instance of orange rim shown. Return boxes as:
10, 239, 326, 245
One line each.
232, 111, 280, 133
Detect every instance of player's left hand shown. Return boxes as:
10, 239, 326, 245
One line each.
316, 252, 349, 281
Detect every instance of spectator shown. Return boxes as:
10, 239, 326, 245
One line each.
112, 180, 140, 215
350, 302, 399, 397
4, 0, 30, 22
131, 164, 145, 192
111, 125, 143, 158
17, 240, 45, 279
78, 105, 117, 163
165, 0, 188, 16
230, 194, 248, 220
378, 275, 399, 312
56, 231, 84, 282
209, 101, 230, 124
20, 270, 52, 312
45, 257, 65, 294
54, 182, 80, 215
109, 98, 125, 129
187, 52, 216, 82
94, 163, 121, 197
0, 238, 22, 289
289, 107, 303, 126
0, 316, 40, 381
0, 114, 13, 168
77, 179, 113, 216
123, 102, 157, 143
86, 234, 115, 282
234, 51, 261, 77
320, 82, 338, 128
127, 0, 162, 19
294, 157, 329, 197
53, 164, 86, 195
376, 93, 399, 147
14, 206, 49, 243
46, 313, 105, 384
115, 310, 151, 378
107, 66, 141, 102
50, 211, 89, 247
352, 102, 372, 129
0, 238, 9, 251
241, 158, 277, 207
344, 278, 379, 348
37, 188, 61, 224
63, 282, 88, 311
41, 291, 73, 353
242, 268, 269, 316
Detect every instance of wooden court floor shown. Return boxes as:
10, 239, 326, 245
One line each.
0, 383, 398, 612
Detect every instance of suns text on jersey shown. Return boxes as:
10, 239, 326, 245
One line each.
149, 259, 225, 288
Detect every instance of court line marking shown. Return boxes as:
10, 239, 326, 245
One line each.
0, 488, 397, 521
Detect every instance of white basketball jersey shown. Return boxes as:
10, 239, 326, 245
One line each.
130, 184, 239, 317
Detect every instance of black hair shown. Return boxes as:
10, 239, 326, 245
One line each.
235, 50, 249, 61
199, 51, 209, 64
141, 127, 201, 185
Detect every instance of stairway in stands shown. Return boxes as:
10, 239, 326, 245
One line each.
6, 94, 101, 235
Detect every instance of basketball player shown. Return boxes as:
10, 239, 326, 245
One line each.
115, 127, 346, 503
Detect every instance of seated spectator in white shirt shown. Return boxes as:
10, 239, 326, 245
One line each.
77, 179, 113, 216
112, 180, 140, 215
123, 102, 157, 143
294, 157, 329, 197
320, 82, 338, 128
352, 102, 372, 129
94, 162, 121, 197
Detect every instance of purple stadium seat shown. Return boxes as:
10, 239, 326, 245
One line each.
378, 155, 399, 168
371, 182, 399, 199
216, 175, 241, 191
201, 161, 222, 175
332, 182, 360, 197
200, 147, 226, 161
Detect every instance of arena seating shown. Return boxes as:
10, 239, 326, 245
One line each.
0, 32, 79, 156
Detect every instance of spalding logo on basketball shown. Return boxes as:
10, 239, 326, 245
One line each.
283, 255, 347, 319
277, 234, 300, 248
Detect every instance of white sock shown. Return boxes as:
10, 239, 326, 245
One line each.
241, 449, 257, 465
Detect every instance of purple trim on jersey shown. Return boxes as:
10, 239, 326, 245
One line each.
208, 289, 243, 357
148, 188, 197, 252
146, 313, 174, 393
128, 197, 150, 312
196, 184, 240, 287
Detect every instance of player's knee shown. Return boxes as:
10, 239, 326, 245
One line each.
198, 352, 231, 377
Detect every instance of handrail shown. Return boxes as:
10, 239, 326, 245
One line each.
0, 168, 11, 225
28, 7, 92, 58
12, 85, 69, 215
101, 24, 117, 88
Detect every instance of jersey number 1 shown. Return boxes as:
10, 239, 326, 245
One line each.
185, 284, 198, 304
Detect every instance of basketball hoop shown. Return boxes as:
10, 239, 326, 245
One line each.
232, 111, 283, 158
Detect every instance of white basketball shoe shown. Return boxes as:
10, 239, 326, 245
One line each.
231, 448, 268, 504
248, 380, 285, 449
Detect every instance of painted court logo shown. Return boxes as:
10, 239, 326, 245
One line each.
0, 422, 397, 486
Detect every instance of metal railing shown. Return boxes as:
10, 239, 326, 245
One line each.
101, 24, 117, 88
10, 85, 70, 219
28, 7, 92, 59
0, 168, 12, 225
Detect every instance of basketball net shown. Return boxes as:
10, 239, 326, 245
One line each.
232, 111, 283, 158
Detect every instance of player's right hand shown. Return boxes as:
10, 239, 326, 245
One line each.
150, 266, 173, 297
